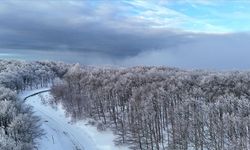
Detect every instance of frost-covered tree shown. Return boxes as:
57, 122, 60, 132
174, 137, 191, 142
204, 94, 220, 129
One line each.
0, 59, 68, 150
51, 65, 250, 150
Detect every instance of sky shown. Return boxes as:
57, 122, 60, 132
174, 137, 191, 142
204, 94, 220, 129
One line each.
0, 0, 250, 69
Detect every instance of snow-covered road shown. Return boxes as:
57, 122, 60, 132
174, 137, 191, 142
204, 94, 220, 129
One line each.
20, 88, 128, 150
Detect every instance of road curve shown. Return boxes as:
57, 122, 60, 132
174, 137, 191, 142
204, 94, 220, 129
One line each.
22, 89, 98, 150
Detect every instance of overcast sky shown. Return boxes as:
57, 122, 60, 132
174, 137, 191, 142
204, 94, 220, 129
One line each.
0, 0, 250, 69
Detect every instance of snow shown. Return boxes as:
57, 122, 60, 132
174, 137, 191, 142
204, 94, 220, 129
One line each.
19, 89, 129, 150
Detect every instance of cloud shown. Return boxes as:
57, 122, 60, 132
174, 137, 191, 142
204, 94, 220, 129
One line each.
121, 33, 250, 70
0, 0, 250, 69
0, 0, 193, 58
123, 0, 225, 32
2, 32, 250, 70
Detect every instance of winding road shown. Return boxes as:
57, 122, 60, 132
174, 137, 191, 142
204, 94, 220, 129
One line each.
20, 89, 98, 150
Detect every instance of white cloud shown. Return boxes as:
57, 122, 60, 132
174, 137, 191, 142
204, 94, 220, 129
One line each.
123, 0, 227, 33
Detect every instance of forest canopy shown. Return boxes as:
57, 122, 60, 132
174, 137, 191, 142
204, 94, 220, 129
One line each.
1, 59, 250, 150
0, 60, 68, 150
52, 65, 250, 150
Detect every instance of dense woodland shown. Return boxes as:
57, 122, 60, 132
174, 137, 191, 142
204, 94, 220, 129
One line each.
2, 59, 250, 150
52, 64, 250, 150
0, 60, 68, 150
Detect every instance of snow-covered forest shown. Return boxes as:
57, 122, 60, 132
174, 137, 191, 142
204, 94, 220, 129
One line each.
0, 60, 68, 149
2, 59, 250, 150
52, 64, 250, 150
2, 0, 250, 150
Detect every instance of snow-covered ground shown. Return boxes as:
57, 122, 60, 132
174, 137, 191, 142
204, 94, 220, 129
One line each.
19, 88, 129, 150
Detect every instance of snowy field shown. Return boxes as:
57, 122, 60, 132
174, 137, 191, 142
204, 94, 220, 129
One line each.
19, 89, 129, 150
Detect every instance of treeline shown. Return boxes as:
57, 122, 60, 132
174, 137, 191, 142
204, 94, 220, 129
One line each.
0, 60, 68, 150
52, 64, 250, 150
